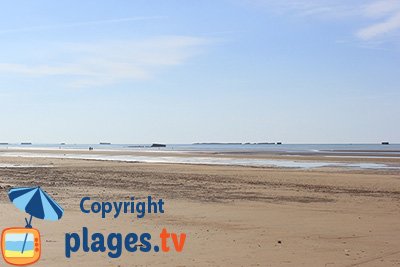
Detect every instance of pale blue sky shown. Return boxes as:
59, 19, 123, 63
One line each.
0, 0, 399, 143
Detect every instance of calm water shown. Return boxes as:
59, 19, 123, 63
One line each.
0, 143, 399, 153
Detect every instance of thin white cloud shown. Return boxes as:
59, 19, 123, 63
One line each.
357, 12, 400, 39
246, 0, 400, 43
0, 16, 166, 35
0, 36, 212, 88
357, 0, 400, 40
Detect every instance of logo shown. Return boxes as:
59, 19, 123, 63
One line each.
1, 228, 41, 266
1, 187, 64, 266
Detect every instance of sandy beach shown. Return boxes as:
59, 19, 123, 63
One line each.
0, 149, 399, 266
2, 0, 399, 265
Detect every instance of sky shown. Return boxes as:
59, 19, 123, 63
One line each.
0, 0, 399, 144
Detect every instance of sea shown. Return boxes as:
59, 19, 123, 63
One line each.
0, 143, 399, 153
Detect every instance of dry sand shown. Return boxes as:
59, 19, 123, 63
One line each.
0, 152, 399, 266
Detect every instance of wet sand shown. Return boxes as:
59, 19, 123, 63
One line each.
0, 153, 399, 266
1, 148, 400, 167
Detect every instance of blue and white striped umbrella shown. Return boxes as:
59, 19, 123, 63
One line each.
8, 187, 64, 221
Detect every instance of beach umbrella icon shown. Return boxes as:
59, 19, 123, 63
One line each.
7, 187, 64, 253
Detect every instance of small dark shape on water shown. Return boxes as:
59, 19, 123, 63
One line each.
21, 142, 32, 145
381, 142, 389, 145
277, 142, 282, 145
100, 142, 111, 145
151, 143, 166, 148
